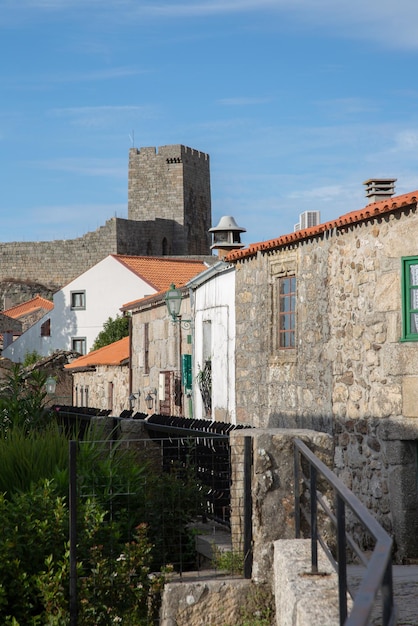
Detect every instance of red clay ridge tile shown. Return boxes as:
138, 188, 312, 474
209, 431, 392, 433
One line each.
226, 190, 418, 261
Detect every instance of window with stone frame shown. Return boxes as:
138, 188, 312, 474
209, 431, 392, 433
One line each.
143, 322, 149, 374
277, 275, 296, 348
401, 256, 418, 341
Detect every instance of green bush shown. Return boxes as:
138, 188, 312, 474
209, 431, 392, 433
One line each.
91, 315, 129, 351
0, 424, 68, 496
22, 351, 42, 368
0, 421, 202, 623
0, 364, 51, 436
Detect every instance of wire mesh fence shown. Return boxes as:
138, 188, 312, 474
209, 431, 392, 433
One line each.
70, 433, 240, 624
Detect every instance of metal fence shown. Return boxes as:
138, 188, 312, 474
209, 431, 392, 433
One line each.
65, 416, 251, 625
294, 437, 396, 626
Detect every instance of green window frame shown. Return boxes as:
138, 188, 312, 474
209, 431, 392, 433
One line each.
278, 276, 296, 348
401, 256, 418, 341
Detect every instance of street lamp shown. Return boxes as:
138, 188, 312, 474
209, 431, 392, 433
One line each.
129, 390, 140, 410
145, 388, 157, 411
165, 284, 192, 329
45, 376, 57, 395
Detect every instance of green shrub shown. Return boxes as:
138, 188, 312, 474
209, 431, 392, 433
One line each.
91, 315, 129, 351
0, 424, 68, 496
0, 364, 51, 435
22, 351, 42, 368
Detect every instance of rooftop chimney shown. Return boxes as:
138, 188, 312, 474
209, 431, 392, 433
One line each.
363, 178, 396, 204
209, 215, 246, 258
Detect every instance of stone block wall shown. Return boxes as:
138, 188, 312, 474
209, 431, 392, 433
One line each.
70, 364, 130, 415
234, 207, 418, 424
128, 145, 212, 255
233, 205, 418, 561
335, 416, 418, 561
230, 428, 334, 584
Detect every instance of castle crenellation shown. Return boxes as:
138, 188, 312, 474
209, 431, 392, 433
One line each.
1, 144, 212, 307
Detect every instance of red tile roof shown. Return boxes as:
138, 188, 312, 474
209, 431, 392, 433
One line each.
113, 255, 208, 291
225, 190, 418, 262
65, 336, 129, 369
4, 295, 54, 319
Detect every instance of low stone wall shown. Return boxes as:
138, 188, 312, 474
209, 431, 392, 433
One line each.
230, 428, 334, 584
160, 576, 256, 626
335, 416, 418, 562
274, 539, 342, 626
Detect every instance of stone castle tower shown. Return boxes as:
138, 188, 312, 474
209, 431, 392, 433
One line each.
0, 144, 213, 307
128, 144, 212, 256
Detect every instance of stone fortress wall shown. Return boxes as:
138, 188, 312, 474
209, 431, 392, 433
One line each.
0, 144, 212, 306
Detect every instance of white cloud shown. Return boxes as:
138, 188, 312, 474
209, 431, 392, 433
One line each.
3, 0, 418, 49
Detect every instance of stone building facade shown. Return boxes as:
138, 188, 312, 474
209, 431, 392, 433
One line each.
123, 288, 193, 418
227, 192, 418, 561
1, 144, 212, 304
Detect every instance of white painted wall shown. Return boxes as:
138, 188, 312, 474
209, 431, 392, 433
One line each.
3, 256, 157, 363
192, 266, 236, 423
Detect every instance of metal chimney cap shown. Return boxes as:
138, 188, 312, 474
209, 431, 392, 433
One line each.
209, 215, 246, 233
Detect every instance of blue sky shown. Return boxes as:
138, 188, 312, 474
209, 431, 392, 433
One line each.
2, 1, 418, 247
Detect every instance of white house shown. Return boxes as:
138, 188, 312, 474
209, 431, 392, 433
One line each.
3, 254, 208, 363
188, 261, 236, 423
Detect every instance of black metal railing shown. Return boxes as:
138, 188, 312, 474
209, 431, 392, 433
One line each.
144, 414, 251, 527
294, 437, 396, 626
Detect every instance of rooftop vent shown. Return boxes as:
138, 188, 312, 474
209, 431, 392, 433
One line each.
209, 215, 246, 258
363, 178, 396, 204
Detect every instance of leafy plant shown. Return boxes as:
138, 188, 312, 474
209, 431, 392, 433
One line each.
22, 351, 42, 368
91, 315, 130, 351
197, 359, 212, 416
0, 363, 51, 435
213, 546, 244, 575
0, 424, 68, 496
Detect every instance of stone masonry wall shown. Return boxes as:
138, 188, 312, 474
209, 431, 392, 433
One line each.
230, 428, 334, 584
128, 145, 212, 255
234, 207, 418, 425
130, 293, 193, 418
71, 365, 130, 415
334, 416, 418, 561
233, 205, 418, 561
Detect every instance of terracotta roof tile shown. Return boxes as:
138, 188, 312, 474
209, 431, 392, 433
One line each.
4, 295, 54, 319
65, 336, 129, 369
113, 255, 208, 291
226, 190, 418, 261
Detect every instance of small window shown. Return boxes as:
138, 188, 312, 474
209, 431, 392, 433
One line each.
144, 322, 150, 374
71, 291, 86, 310
401, 257, 418, 341
277, 276, 296, 349
72, 337, 87, 355
40, 318, 51, 337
